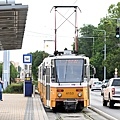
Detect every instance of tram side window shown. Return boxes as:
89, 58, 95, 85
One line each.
42, 67, 46, 75
51, 67, 55, 78
46, 68, 50, 75
84, 65, 87, 78
40, 67, 41, 79
84, 60, 87, 78
42, 66, 45, 81
46, 67, 50, 83
51, 67, 56, 82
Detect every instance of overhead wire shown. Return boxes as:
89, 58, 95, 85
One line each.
57, 0, 78, 26
25, 29, 74, 38
24, 34, 73, 39
24, 0, 79, 40
24, 0, 79, 39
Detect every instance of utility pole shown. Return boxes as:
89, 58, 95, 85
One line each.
104, 30, 106, 80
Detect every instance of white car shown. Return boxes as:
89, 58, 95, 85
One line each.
89, 78, 99, 88
91, 81, 102, 91
103, 78, 120, 108
101, 79, 109, 95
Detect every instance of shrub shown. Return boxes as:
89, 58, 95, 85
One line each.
3, 82, 23, 93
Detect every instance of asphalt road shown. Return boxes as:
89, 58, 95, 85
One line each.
90, 90, 120, 120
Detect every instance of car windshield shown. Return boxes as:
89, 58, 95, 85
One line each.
55, 59, 84, 83
105, 80, 109, 83
112, 79, 120, 86
94, 82, 102, 85
103, 80, 109, 83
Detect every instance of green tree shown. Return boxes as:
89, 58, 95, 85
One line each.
0, 62, 19, 83
73, 2, 120, 80
78, 24, 97, 58
30, 50, 49, 80
10, 62, 18, 82
75, 24, 104, 79
97, 2, 120, 78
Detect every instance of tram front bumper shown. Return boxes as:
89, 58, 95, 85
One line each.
63, 99, 78, 110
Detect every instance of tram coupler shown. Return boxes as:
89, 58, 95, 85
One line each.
63, 99, 78, 110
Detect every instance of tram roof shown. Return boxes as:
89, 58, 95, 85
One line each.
0, 3, 28, 50
44, 54, 89, 61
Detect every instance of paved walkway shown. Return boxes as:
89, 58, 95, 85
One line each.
0, 93, 49, 120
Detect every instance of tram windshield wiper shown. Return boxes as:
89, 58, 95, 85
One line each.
64, 60, 68, 83
56, 74, 60, 85
80, 61, 84, 85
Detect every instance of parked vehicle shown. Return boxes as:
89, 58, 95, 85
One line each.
89, 78, 99, 88
103, 78, 120, 108
91, 81, 102, 91
101, 79, 109, 95
102, 79, 109, 86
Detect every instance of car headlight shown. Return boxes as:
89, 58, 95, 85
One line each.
58, 93, 62, 97
78, 92, 82, 97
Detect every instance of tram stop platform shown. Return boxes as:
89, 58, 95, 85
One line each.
0, 93, 49, 120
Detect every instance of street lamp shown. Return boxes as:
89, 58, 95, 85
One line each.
94, 30, 106, 80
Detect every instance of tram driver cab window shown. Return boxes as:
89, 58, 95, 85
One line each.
51, 67, 56, 82
51, 67, 55, 77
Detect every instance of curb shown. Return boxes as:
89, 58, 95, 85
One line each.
35, 94, 49, 120
88, 106, 118, 120
41, 102, 49, 120
35, 90, 49, 120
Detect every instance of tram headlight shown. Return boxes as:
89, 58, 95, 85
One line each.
57, 93, 62, 97
78, 92, 82, 97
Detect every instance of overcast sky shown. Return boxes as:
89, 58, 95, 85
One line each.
0, 0, 119, 67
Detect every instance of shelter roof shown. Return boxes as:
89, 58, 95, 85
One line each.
0, 3, 28, 50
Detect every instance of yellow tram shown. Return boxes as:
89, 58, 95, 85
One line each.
38, 50, 90, 111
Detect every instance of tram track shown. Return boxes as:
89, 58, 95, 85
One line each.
55, 111, 94, 120
46, 107, 108, 120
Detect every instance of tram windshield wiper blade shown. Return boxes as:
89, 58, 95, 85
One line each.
56, 74, 60, 85
64, 61, 68, 82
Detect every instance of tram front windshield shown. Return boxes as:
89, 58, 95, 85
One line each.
55, 59, 84, 83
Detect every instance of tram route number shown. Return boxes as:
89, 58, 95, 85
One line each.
66, 92, 74, 95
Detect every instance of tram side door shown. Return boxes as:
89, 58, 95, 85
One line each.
45, 66, 50, 106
